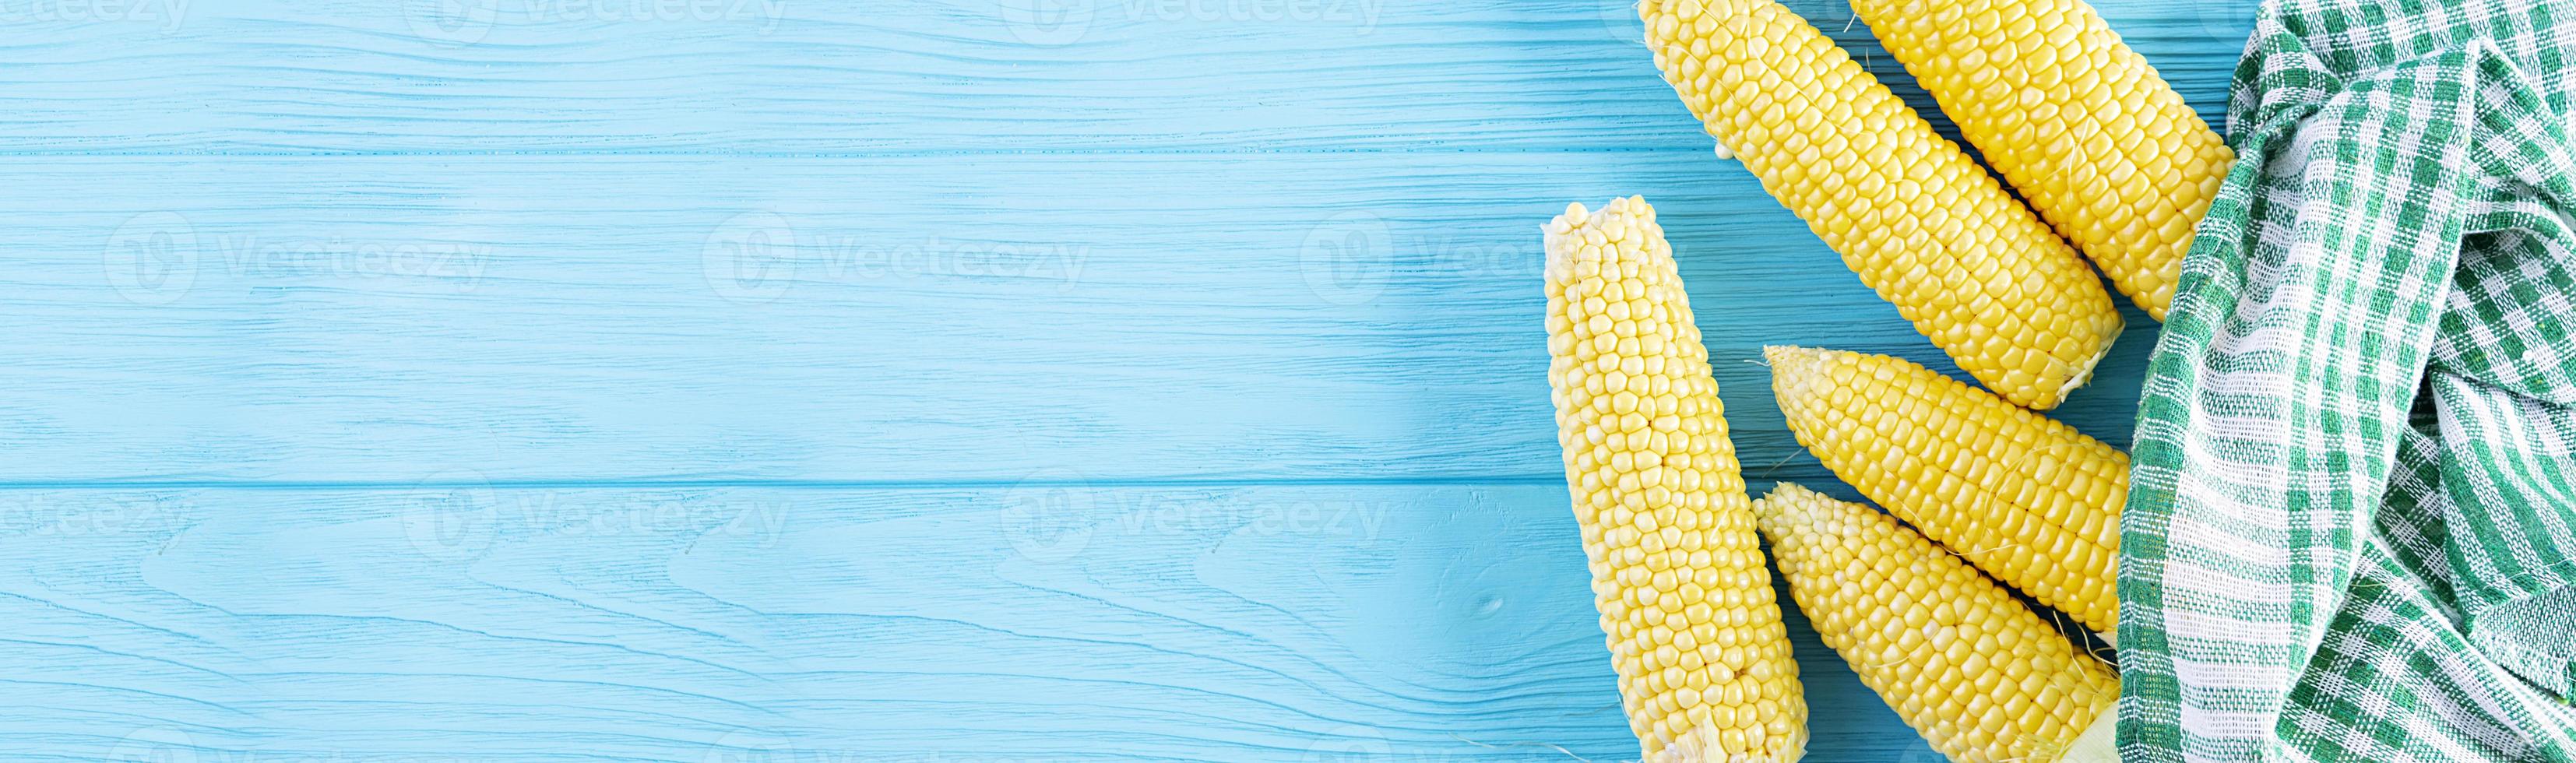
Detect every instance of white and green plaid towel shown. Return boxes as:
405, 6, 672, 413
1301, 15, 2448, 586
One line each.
2123, 0, 2576, 759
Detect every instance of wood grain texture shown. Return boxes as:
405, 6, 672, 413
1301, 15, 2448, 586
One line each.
3, 0, 2250, 154
12, 151, 2165, 485
0, 485, 1937, 761
2, 0, 2257, 758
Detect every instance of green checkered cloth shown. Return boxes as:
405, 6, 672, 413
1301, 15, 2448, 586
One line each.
2121, 0, 2576, 758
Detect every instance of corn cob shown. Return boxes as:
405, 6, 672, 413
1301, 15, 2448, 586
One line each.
1754, 483, 2117, 762
1764, 346, 2123, 634
1850, 0, 2233, 320
1638, 0, 2123, 410
1544, 196, 1805, 761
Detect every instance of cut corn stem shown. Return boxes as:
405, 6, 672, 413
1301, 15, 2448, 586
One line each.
1639, 0, 2124, 410
1754, 483, 2118, 762
1850, 0, 2233, 319
1544, 196, 1807, 761
1765, 346, 2124, 634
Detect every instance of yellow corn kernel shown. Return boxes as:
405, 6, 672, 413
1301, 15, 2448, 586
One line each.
1754, 483, 2118, 762
1764, 346, 2123, 634
1544, 196, 1805, 761
1639, 0, 2123, 410
1851, 0, 2233, 320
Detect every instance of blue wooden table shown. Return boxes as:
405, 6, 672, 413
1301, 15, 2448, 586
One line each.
2, 0, 2255, 759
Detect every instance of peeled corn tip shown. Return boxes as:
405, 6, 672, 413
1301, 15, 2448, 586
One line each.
1760, 345, 1824, 406
1544, 195, 1657, 274
1741, 482, 1803, 518
1645, 723, 1751, 763
1751, 482, 1822, 535
2048, 322, 2123, 406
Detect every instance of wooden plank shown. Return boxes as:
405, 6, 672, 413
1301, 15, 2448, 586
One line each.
4, 151, 2159, 484
0, 483, 1937, 761
5, 0, 2259, 758
0, 0, 2255, 154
